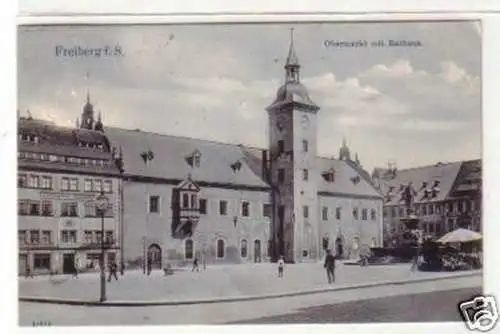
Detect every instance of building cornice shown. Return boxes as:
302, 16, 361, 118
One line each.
318, 191, 382, 201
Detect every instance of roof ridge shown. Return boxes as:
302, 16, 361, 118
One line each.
104, 126, 267, 151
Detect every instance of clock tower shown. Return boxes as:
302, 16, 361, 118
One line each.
266, 29, 320, 263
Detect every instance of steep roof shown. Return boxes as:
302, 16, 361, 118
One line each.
105, 127, 382, 198
103, 127, 269, 189
377, 162, 463, 205
317, 158, 382, 198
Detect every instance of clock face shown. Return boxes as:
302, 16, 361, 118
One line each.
301, 115, 309, 128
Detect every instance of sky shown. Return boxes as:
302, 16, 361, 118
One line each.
17, 21, 481, 173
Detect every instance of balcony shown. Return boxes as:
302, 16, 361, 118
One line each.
79, 238, 119, 251
19, 241, 55, 250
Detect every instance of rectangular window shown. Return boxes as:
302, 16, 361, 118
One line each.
241, 201, 250, 217
28, 175, 39, 188
33, 254, 51, 270
182, 193, 189, 208
61, 202, 78, 217
429, 205, 434, 215
353, 207, 359, 220
277, 140, 285, 154
302, 139, 308, 152
149, 196, 160, 213
84, 202, 96, 217
41, 231, 51, 245
278, 205, 285, 223
18, 200, 30, 215
102, 204, 113, 218
29, 201, 40, 216
303, 205, 309, 218
69, 178, 78, 191
302, 169, 309, 181
199, 199, 207, 214
336, 207, 341, 220
41, 176, 52, 189
18, 230, 27, 245
371, 209, 377, 220
322, 206, 328, 221
61, 177, 69, 191
361, 208, 368, 220
263, 204, 272, 218
219, 200, 228, 215
103, 180, 112, 193
422, 205, 427, 216
84, 230, 93, 244
41, 200, 53, 216
105, 231, 114, 244
61, 230, 77, 244
30, 230, 40, 244
84, 179, 92, 192
278, 169, 285, 184
18, 174, 27, 188
93, 180, 102, 192
95, 231, 102, 243
399, 207, 405, 217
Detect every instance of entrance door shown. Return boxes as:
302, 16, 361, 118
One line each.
335, 236, 344, 259
19, 254, 27, 276
254, 240, 261, 263
63, 254, 75, 274
147, 244, 162, 269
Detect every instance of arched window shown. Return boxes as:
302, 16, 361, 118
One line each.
216, 239, 225, 259
240, 239, 248, 258
182, 193, 189, 208
185, 239, 194, 260
191, 194, 197, 209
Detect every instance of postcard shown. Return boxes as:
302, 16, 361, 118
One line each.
16, 20, 488, 330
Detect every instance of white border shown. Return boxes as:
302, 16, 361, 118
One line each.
15, 0, 500, 16
3, 6, 500, 334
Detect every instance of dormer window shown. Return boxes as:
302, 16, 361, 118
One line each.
420, 181, 428, 191
186, 150, 201, 168
230, 160, 242, 172
350, 175, 361, 185
321, 169, 335, 183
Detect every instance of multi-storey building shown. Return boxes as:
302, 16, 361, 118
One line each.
372, 159, 481, 246
17, 101, 123, 275
99, 33, 383, 267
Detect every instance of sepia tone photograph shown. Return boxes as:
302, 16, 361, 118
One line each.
17, 21, 484, 327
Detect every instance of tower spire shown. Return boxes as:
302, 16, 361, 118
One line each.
285, 28, 300, 83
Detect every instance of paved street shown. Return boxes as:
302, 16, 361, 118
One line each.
19, 262, 481, 302
19, 275, 480, 326
229, 287, 480, 324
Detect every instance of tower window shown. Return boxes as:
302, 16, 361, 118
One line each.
198, 198, 207, 214
302, 140, 308, 152
302, 169, 309, 181
278, 169, 285, 184
303, 205, 309, 218
322, 206, 328, 221
336, 207, 341, 220
219, 200, 228, 215
149, 196, 160, 213
241, 201, 250, 217
277, 140, 285, 155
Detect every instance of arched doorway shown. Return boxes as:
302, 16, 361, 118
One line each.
335, 235, 344, 259
147, 244, 162, 269
184, 239, 194, 260
254, 239, 261, 263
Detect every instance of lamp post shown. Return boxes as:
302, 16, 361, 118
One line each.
95, 191, 109, 303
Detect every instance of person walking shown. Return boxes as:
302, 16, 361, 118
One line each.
324, 249, 336, 284
108, 261, 119, 282
277, 255, 285, 278
72, 258, 79, 279
147, 256, 152, 276
192, 256, 199, 272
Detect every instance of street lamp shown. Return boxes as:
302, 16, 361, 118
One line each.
96, 191, 109, 303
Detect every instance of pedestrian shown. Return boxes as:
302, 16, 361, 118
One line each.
324, 249, 336, 284
25, 264, 33, 278
108, 261, 119, 282
192, 256, 199, 272
277, 255, 284, 278
147, 257, 152, 276
72, 259, 79, 279
411, 253, 419, 272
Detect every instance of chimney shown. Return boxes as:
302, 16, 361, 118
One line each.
262, 149, 268, 181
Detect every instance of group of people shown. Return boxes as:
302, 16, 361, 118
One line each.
277, 249, 338, 284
